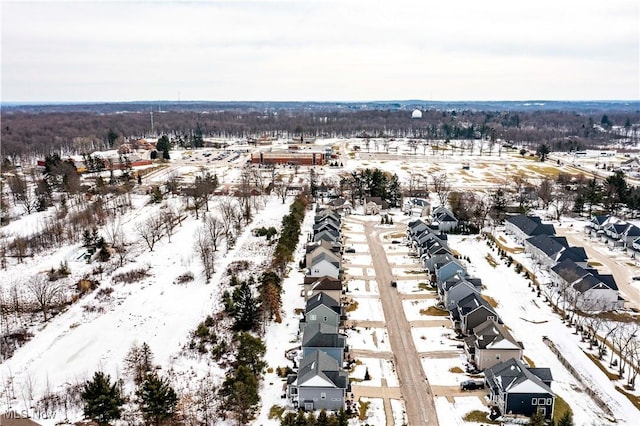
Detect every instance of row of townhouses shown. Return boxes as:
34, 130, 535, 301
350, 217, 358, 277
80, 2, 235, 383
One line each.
408, 218, 556, 421
587, 214, 640, 254
505, 214, 624, 311
286, 208, 350, 412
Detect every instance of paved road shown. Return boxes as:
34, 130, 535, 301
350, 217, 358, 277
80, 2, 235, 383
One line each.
364, 221, 439, 426
555, 226, 640, 311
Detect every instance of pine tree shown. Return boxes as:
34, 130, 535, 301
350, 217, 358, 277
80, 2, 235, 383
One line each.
233, 281, 259, 331
81, 371, 125, 426
236, 332, 266, 376
137, 373, 178, 426
316, 409, 329, 426
557, 411, 574, 426
220, 365, 259, 424
528, 410, 546, 426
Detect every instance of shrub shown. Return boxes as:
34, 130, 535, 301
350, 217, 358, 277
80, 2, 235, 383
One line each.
112, 268, 150, 284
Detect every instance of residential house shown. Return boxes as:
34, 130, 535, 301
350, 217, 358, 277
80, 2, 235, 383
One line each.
504, 215, 556, 245
524, 235, 588, 269
485, 358, 555, 420
440, 279, 481, 311
435, 259, 467, 284
286, 349, 349, 411
549, 259, 623, 311
452, 293, 499, 335
364, 197, 383, 215
431, 206, 459, 232
301, 323, 347, 364
305, 245, 341, 272
404, 198, 431, 217
314, 229, 341, 244
464, 317, 524, 370
303, 276, 343, 302
307, 252, 341, 279
299, 293, 342, 332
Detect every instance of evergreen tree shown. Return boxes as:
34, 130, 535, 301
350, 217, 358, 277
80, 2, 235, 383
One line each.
220, 365, 260, 424
536, 143, 550, 162
557, 411, 574, 426
137, 373, 178, 426
236, 332, 267, 376
81, 371, 125, 426
527, 410, 546, 426
233, 281, 260, 331
316, 409, 329, 426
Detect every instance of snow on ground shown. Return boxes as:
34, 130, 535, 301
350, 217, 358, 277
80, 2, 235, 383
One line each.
390, 399, 407, 426
402, 298, 438, 321
448, 234, 639, 425
350, 358, 398, 387
255, 205, 317, 424
395, 278, 430, 294
346, 279, 379, 296
411, 326, 460, 352
421, 357, 469, 386
347, 328, 391, 352
348, 297, 384, 321
1, 194, 292, 425
386, 253, 418, 266
351, 397, 384, 426
347, 253, 373, 266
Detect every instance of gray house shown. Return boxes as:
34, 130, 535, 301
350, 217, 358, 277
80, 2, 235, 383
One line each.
287, 349, 349, 411
441, 279, 481, 311
464, 317, 524, 370
452, 293, 499, 335
485, 358, 555, 420
504, 215, 556, 245
301, 323, 347, 364
524, 235, 588, 269
307, 252, 341, 279
299, 293, 342, 332
431, 206, 459, 232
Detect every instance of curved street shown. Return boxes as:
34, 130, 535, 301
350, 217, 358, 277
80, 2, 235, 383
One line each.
364, 221, 439, 426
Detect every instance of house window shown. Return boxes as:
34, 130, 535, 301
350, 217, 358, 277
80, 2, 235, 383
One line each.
532, 398, 538, 405
546, 398, 552, 405
320, 393, 326, 400
309, 314, 317, 321
323, 316, 328, 322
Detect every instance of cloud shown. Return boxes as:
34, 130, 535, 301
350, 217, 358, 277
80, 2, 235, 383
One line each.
2, 0, 638, 101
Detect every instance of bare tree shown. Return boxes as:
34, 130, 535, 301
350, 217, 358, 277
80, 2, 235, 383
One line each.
431, 171, 451, 206
104, 218, 128, 267
8, 173, 37, 214
28, 275, 64, 322
194, 227, 216, 282
537, 178, 554, 209
137, 213, 164, 251
204, 214, 225, 252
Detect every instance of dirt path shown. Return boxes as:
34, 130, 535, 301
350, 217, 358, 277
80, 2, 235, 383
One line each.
364, 221, 439, 426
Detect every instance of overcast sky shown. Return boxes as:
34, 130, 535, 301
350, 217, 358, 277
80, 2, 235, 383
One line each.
2, 0, 639, 102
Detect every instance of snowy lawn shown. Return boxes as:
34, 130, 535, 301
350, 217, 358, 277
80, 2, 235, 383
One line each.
402, 298, 441, 321
347, 327, 392, 352
412, 326, 460, 352
347, 279, 380, 296
421, 356, 471, 386
350, 357, 399, 387
347, 297, 384, 321
352, 397, 385, 426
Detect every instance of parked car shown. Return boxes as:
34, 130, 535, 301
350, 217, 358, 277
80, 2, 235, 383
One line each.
391, 240, 401, 244
390, 281, 397, 288
345, 247, 356, 253
460, 380, 484, 391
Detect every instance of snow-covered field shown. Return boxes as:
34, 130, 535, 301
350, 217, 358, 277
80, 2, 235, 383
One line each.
2, 137, 640, 425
